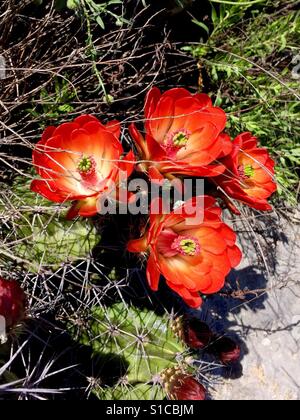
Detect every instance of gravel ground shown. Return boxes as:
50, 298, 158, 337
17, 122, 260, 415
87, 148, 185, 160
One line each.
207, 208, 300, 400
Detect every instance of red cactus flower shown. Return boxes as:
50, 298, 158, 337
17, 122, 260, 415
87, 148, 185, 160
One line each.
210, 336, 241, 365
214, 132, 277, 212
31, 115, 135, 219
0, 278, 26, 328
127, 196, 242, 308
161, 367, 206, 400
129, 87, 232, 181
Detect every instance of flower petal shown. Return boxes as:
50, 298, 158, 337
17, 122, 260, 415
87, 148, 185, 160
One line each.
66, 196, 99, 220
146, 253, 161, 291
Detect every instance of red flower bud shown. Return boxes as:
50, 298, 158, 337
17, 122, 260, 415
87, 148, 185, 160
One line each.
161, 367, 206, 400
210, 336, 241, 365
0, 278, 26, 328
172, 316, 213, 350
183, 317, 213, 350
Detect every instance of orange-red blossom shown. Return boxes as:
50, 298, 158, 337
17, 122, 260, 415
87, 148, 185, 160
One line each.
31, 115, 134, 219
127, 196, 242, 308
214, 132, 277, 212
129, 87, 233, 181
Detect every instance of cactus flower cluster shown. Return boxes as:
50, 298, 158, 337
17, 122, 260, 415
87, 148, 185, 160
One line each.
31, 86, 276, 308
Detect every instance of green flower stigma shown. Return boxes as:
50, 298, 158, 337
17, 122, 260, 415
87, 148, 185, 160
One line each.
173, 132, 189, 147
172, 235, 201, 257
78, 156, 92, 173
179, 239, 197, 256
244, 164, 255, 178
